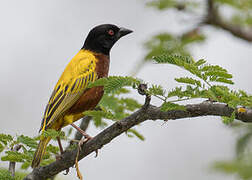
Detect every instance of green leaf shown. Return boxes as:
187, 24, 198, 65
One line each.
1, 151, 29, 162
200, 64, 228, 72
0, 168, 28, 179
40, 158, 55, 166
0, 134, 13, 145
239, 90, 248, 97
127, 129, 145, 141
214, 78, 234, 85
146, 0, 176, 10
42, 129, 66, 140
83, 109, 116, 121
21, 161, 31, 170
167, 87, 183, 98
87, 77, 108, 88
0, 168, 14, 180
88, 76, 140, 94
205, 71, 233, 79
194, 59, 206, 66
213, 157, 252, 180
46, 144, 59, 154
143, 31, 204, 65
119, 98, 142, 111
153, 54, 194, 65
146, 1, 200, 12
67, 127, 73, 137
181, 30, 206, 45
236, 132, 252, 156
153, 55, 208, 81
161, 102, 186, 111
113, 87, 130, 95
92, 115, 107, 128
222, 111, 236, 124
215, 0, 252, 10
0, 143, 4, 153
104, 76, 140, 93
99, 94, 119, 110
175, 77, 201, 87
17, 135, 38, 148
148, 84, 165, 96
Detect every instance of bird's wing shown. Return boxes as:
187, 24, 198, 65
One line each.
40, 50, 97, 132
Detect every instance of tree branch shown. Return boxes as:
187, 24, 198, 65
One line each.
9, 144, 22, 177
24, 100, 252, 180
204, 0, 252, 42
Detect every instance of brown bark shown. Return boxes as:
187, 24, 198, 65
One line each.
23, 98, 252, 180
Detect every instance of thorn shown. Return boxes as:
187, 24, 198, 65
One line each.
94, 150, 98, 158
161, 119, 169, 126
63, 168, 70, 175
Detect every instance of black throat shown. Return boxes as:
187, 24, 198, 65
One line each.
82, 38, 110, 56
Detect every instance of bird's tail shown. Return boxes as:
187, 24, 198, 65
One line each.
31, 136, 51, 168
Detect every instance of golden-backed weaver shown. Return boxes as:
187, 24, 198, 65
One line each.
31, 24, 132, 168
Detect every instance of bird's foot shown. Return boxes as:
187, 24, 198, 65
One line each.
71, 123, 99, 157
78, 137, 89, 149
78, 136, 98, 158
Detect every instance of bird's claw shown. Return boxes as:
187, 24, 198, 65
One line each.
77, 136, 99, 158
94, 149, 98, 158
78, 138, 89, 150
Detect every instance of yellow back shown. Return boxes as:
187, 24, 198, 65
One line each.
40, 50, 98, 131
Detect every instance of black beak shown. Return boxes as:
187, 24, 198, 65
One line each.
118, 27, 133, 38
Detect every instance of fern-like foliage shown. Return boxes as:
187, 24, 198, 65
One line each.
0, 129, 70, 170
85, 76, 144, 140
88, 76, 141, 94
213, 157, 252, 180
144, 32, 205, 61
212, 123, 252, 180
84, 83, 144, 140
0, 168, 28, 180
150, 54, 252, 123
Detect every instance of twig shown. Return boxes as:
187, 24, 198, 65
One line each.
137, 83, 151, 109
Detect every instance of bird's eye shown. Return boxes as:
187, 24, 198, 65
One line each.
108, 29, 114, 36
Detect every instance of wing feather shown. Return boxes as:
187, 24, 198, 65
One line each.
40, 50, 97, 132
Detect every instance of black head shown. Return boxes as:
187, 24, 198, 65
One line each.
82, 24, 133, 55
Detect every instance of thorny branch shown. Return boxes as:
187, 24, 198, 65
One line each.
24, 89, 252, 180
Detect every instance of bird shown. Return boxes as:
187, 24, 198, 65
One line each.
31, 24, 133, 168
